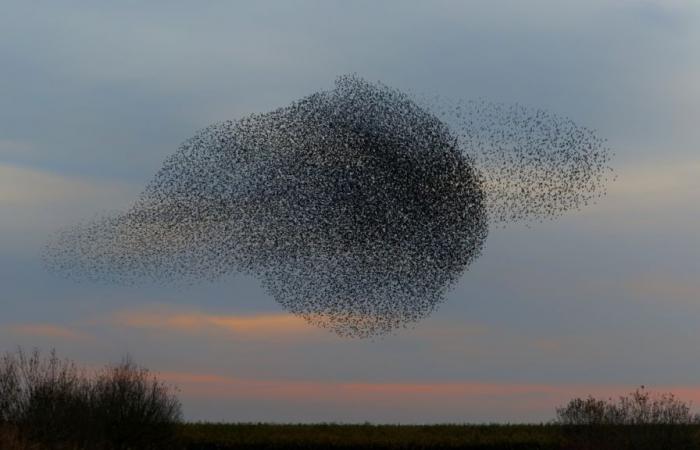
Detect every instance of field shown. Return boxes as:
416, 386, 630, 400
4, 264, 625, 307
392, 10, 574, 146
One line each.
178, 423, 700, 450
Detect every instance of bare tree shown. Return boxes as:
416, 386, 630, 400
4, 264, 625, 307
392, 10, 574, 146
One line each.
556, 386, 700, 450
556, 386, 700, 425
0, 348, 182, 450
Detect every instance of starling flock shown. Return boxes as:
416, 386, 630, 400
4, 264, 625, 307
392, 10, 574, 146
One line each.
44, 75, 613, 337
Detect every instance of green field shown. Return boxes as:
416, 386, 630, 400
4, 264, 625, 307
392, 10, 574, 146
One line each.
178, 423, 700, 450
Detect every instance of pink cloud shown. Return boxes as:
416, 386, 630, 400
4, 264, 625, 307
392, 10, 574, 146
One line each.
111, 308, 321, 338
8, 323, 89, 341
159, 370, 700, 415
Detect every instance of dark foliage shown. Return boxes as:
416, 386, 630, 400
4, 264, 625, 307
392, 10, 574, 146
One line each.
0, 348, 182, 450
555, 387, 700, 450
178, 423, 700, 450
556, 386, 700, 425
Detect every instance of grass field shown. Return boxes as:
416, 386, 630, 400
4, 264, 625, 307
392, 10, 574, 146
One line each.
4, 422, 700, 449
178, 423, 700, 450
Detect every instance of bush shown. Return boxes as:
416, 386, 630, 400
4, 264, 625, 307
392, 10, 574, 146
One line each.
0, 348, 182, 450
91, 356, 183, 449
555, 386, 700, 450
556, 386, 700, 425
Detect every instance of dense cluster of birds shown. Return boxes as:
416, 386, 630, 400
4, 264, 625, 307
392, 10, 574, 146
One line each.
44, 75, 613, 337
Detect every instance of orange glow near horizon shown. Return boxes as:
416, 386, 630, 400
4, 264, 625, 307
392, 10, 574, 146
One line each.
157, 370, 700, 415
111, 309, 319, 337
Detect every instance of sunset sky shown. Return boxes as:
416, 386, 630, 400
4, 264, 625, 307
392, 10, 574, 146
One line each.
1, 0, 699, 423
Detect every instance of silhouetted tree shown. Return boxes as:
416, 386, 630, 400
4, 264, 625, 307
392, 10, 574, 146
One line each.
556, 386, 700, 425
90, 355, 183, 449
556, 386, 700, 450
0, 348, 182, 450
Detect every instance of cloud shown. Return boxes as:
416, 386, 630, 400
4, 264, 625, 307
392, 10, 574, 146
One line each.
0, 163, 134, 208
625, 276, 700, 305
7, 323, 90, 341
0, 163, 138, 254
159, 369, 700, 421
110, 307, 320, 339
107, 306, 502, 348
577, 158, 700, 231
160, 370, 583, 403
611, 159, 700, 199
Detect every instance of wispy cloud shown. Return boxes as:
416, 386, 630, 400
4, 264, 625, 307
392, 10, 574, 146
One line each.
160, 369, 700, 416
7, 323, 90, 341
578, 158, 700, 231
0, 163, 138, 254
161, 370, 580, 402
611, 159, 700, 198
0, 163, 135, 208
110, 308, 320, 338
625, 276, 700, 305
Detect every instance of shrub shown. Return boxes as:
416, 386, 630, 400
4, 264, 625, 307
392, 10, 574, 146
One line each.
556, 386, 700, 425
90, 356, 183, 449
555, 386, 700, 450
0, 348, 182, 450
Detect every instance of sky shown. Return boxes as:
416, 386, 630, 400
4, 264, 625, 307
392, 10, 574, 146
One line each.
1, 0, 699, 423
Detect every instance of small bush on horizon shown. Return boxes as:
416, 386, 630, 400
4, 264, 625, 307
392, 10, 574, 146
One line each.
0, 347, 182, 450
556, 385, 700, 425
556, 386, 700, 450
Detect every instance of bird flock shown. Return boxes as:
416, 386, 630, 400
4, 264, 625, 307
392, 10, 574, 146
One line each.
44, 75, 613, 337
